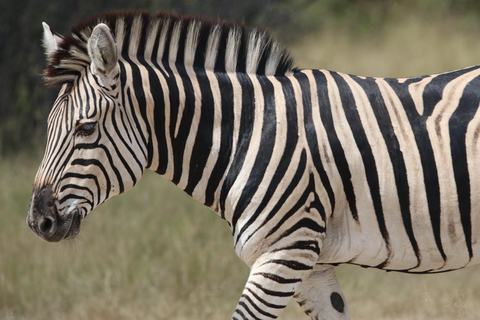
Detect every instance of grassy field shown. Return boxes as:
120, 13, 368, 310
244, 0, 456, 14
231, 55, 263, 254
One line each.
3, 13, 480, 320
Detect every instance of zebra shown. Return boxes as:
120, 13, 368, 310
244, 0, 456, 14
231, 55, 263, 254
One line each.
26, 10, 480, 319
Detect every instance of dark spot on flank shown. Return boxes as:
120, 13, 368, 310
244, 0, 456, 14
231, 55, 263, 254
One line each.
330, 292, 344, 313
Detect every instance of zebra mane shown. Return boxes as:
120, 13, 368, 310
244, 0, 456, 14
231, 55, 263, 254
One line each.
44, 11, 296, 87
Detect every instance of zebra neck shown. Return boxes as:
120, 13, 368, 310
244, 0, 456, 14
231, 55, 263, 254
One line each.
130, 60, 241, 210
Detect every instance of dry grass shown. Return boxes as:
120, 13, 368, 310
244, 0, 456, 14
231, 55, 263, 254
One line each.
290, 15, 480, 78
3, 156, 480, 320
3, 14, 480, 320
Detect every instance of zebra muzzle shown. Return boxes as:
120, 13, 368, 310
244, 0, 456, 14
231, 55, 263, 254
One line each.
27, 185, 82, 242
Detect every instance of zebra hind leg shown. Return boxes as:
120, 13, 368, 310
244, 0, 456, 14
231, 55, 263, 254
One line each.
294, 265, 350, 320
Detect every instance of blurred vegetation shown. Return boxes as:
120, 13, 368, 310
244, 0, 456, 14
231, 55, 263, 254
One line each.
3, 148, 480, 320
5, 2, 480, 319
3, 0, 480, 155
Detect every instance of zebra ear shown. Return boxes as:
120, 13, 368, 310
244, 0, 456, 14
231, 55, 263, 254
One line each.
42, 22, 62, 59
88, 23, 118, 78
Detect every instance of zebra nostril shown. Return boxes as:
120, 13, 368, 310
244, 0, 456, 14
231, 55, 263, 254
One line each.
38, 216, 55, 235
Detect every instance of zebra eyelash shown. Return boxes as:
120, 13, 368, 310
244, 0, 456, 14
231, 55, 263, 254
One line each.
74, 121, 97, 137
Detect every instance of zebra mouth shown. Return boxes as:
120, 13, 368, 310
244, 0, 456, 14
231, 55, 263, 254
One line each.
61, 207, 82, 240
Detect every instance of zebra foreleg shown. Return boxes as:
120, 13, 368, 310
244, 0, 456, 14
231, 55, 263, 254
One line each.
231, 249, 318, 319
294, 265, 350, 320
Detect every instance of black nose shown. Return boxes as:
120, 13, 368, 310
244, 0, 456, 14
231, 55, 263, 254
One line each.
27, 185, 59, 241
38, 215, 56, 236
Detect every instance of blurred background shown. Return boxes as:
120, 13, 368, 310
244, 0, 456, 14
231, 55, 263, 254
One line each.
3, 0, 480, 319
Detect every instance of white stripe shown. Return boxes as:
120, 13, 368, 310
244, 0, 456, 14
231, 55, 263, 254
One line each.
225, 27, 241, 73
144, 19, 161, 60
341, 73, 417, 269
225, 77, 265, 224
184, 21, 201, 66
128, 15, 143, 57
322, 70, 388, 267
376, 78, 442, 271
426, 68, 480, 269
156, 18, 171, 62
408, 75, 434, 116
176, 64, 201, 191
169, 21, 182, 62
246, 30, 267, 74
192, 69, 222, 202
204, 25, 221, 70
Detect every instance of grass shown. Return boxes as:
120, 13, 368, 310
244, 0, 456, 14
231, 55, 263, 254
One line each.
290, 15, 480, 78
1, 155, 248, 320
3, 155, 480, 320
3, 13, 480, 320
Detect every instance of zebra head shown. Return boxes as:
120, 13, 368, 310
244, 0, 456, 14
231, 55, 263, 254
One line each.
27, 22, 147, 242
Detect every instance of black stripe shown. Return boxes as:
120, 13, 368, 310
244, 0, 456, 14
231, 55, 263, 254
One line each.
102, 94, 141, 188
204, 71, 234, 207
240, 294, 277, 318
331, 73, 391, 258
386, 77, 447, 263
253, 272, 301, 284
244, 288, 285, 309
231, 75, 277, 229
213, 25, 228, 73
266, 173, 323, 239
295, 71, 336, 213
174, 21, 188, 65
248, 281, 295, 297
149, 55, 170, 175
108, 93, 145, 175
420, 66, 479, 117
232, 316, 244, 320
60, 172, 100, 204
312, 70, 359, 221
232, 310, 247, 320
262, 259, 312, 271
134, 45, 166, 169
52, 142, 76, 184
45, 102, 72, 179
234, 76, 299, 240
115, 96, 147, 165
448, 74, 480, 260
241, 149, 307, 245
119, 62, 148, 151
237, 301, 263, 320
170, 63, 196, 185
276, 218, 326, 243
271, 240, 320, 255
71, 158, 111, 204
123, 52, 154, 168
59, 183, 94, 196
184, 68, 214, 195
352, 75, 421, 269
219, 72, 255, 217
158, 63, 181, 179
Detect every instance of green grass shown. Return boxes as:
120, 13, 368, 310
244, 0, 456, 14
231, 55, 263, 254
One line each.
4, 14, 480, 320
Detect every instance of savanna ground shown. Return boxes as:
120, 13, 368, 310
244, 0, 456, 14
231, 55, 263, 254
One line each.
3, 12, 480, 320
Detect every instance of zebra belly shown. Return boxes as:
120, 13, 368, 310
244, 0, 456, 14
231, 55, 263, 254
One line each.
317, 206, 480, 273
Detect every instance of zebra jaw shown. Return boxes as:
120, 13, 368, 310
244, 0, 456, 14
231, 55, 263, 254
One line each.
27, 186, 83, 242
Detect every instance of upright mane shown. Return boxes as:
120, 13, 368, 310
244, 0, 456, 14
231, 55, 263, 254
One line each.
44, 10, 296, 87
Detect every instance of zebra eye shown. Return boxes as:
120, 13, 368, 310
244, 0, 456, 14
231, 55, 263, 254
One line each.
75, 122, 97, 137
